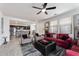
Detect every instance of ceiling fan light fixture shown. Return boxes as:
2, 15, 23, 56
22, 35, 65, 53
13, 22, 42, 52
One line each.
32, 3, 56, 15
42, 9, 46, 12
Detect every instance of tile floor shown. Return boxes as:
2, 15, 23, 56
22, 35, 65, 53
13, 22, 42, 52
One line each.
0, 36, 23, 56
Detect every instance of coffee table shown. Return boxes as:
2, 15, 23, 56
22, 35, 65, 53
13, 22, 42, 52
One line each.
33, 40, 56, 56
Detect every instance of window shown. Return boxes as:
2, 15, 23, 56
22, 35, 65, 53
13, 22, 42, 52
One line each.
60, 24, 72, 34
59, 17, 72, 34
49, 20, 58, 33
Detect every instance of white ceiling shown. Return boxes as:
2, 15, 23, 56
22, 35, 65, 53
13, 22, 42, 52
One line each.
0, 3, 79, 21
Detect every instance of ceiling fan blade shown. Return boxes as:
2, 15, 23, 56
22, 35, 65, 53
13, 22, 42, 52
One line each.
37, 11, 41, 14
45, 11, 48, 15
43, 3, 47, 8
32, 6, 42, 9
46, 6, 56, 10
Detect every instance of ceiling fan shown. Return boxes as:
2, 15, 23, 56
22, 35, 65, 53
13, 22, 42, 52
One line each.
32, 3, 56, 15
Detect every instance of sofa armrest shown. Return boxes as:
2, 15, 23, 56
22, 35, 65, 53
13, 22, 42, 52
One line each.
66, 50, 79, 56
65, 38, 73, 44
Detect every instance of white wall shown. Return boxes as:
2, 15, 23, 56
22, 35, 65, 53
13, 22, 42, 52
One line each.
3, 17, 10, 42
36, 22, 45, 35
0, 11, 4, 45
0, 12, 10, 45
30, 24, 36, 35
0, 11, 3, 34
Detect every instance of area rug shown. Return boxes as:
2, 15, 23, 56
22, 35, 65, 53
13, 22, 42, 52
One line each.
21, 43, 42, 56
21, 43, 65, 56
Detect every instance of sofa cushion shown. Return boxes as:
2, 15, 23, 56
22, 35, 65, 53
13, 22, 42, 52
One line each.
21, 38, 31, 44
61, 35, 69, 40
56, 34, 69, 39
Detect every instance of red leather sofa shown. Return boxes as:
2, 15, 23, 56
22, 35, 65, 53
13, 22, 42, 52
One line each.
44, 33, 79, 55
71, 45, 79, 52
65, 40, 79, 56
70, 40, 79, 53
44, 34, 73, 49
65, 50, 79, 56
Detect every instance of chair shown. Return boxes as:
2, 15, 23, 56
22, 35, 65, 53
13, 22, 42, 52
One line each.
21, 34, 31, 45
